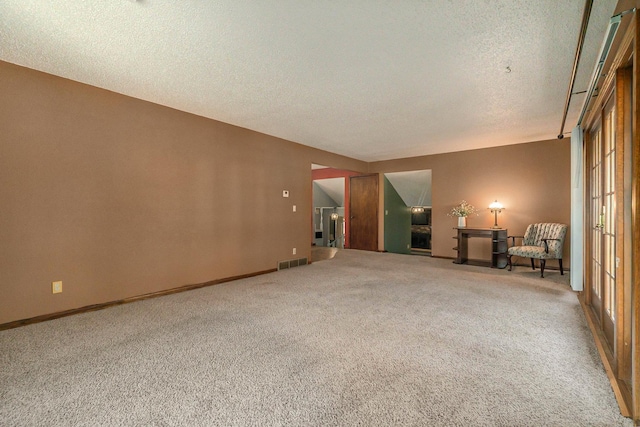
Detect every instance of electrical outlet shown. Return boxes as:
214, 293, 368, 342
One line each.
282, 190, 289, 198
52, 281, 62, 294
293, 248, 297, 255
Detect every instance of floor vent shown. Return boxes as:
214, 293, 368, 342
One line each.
277, 257, 308, 271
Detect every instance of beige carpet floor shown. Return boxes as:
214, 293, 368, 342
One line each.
0, 250, 631, 426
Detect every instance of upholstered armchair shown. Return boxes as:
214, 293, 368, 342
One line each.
507, 223, 568, 278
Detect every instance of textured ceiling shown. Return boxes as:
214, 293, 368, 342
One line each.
0, 1, 619, 161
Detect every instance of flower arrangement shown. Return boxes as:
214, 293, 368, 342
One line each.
448, 200, 478, 217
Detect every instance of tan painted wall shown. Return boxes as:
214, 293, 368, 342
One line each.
0, 60, 571, 325
0, 61, 367, 324
370, 140, 571, 264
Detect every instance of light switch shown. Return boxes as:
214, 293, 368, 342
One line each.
283, 190, 289, 198
293, 205, 296, 212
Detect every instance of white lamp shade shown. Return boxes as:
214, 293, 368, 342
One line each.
489, 200, 504, 210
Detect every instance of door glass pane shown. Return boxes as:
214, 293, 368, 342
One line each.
603, 106, 616, 320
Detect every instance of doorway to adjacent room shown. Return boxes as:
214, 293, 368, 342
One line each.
312, 177, 345, 249
384, 170, 432, 256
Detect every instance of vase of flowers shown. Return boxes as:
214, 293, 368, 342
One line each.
448, 200, 478, 228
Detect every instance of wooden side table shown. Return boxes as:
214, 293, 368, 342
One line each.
453, 227, 508, 268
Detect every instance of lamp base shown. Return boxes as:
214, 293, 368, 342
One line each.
491, 210, 502, 230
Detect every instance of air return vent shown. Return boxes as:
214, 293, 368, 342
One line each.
278, 261, 289, 270
277, 258, 308, 271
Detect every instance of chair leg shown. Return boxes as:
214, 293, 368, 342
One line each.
508, 255, 513, 271
559, 259, 564, 275
530, 258, 535, 270
540, 259, 545, 278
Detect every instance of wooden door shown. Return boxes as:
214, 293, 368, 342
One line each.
587, 94, 617, 349
349, 174, 379, 251
579, 17, 638, 420
602, 97, 617, 346
588, 123, 605, 324
615, 66, 633, 396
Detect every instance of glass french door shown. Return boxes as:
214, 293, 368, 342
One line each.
588, 94, 616, 348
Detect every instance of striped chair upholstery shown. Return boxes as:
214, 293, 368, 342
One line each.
507, 223, 568, 278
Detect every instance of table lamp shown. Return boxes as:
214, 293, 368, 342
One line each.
489, 200, 504, 229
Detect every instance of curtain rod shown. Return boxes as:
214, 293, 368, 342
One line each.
557, 0, 593, 140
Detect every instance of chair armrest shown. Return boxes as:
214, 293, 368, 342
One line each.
541, 238, 561, 253
507, 235, 524, 246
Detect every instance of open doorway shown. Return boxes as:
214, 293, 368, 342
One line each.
312, 177, 345, 249
311, 164, 380, 260
410, 206, 432, 255
311, 164, 348, 264
384, 170, 432, 256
